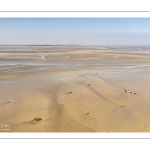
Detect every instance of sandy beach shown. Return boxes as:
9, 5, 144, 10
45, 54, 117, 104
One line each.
0, 45, 150, 132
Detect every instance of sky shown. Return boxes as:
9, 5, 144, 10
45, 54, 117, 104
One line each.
0, 18, 150, 45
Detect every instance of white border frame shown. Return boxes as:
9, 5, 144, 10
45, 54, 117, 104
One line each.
1, 5, 150, 138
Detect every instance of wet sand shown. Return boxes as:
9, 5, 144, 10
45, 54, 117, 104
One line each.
0, 45, 150, 132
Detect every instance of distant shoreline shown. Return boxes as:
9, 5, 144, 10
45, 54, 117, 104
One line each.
0, 45, 81, 46
0, 45, 150, 47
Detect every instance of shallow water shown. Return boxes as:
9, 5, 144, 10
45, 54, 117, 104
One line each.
0, 46, 150, 74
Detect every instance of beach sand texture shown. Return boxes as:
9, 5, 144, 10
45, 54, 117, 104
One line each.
0, 46, 150, 132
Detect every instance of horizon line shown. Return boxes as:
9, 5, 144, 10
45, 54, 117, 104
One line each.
0, 44, 150, 46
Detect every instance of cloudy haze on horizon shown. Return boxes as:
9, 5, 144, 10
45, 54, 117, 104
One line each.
0, 18, 150, 45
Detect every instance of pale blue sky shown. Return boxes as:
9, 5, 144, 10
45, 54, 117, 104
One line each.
0, 18, 150, 45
